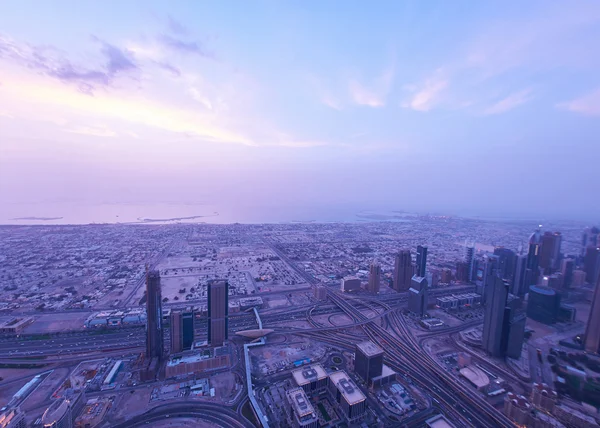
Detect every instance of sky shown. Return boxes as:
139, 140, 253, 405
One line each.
1, 1, 599, 222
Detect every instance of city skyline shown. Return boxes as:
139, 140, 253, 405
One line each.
1, 1, 600, 221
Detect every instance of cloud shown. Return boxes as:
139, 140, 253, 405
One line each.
156, 61, 181, 77
482, 89, 533, 115
65, 125, 117, 137
157, 34, 215, 59
0, 34, 138, 94
167, 15, 189, 36
557, 89, 600, 117
348, 65, 395, 107
402, 72, 448, 112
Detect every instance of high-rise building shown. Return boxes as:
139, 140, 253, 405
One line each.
354, 341, 384, 384
494, 247, 516, 280
408, 275, 428, 317
482, 277, 525, 358
285, 387, 319, 428
560, 258, 574, 289
584, 275, 600, 354
582, 227, 599, 257
572, 269, 587, 287
170, 310, 183, 354
440, 268, 452, 284
465, 245, 475, 282
584, 246, 600, 284
512, 254, 528, 296
527, 286, 561, 324
367, 262, 381, 294
456, 261, 469, 282
145, 270, 164, 360
393, 250, 412, 292
551, 232, 562, 271
539, 232, 557, 273
0, 407, 26, 428
327, 371, 367, 424
208, 280, 229, 347
527, 229, 542, 284
182, 310, 195, 350
340, 276, 361, 292
416, 245, 428, 277
481, 254, 499, 304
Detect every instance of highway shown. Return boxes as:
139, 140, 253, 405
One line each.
326, 291, 515, 427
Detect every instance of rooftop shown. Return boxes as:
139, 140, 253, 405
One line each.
356, 340, 384, 357
425, 414, 457, 428
328, 371, 365, 406
529, 285, 557, 296
459, 366, 490, 389
42, 398, 70, 425
286, 387, 316, 419
292, 364, 327, 386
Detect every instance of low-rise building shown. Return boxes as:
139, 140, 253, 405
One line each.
165, 352, 230, 378
425, 414, 456, 428
0, 407, 26, 428
459, 366, 489, 391
531, 383, 557, 413
553, 405, 599, 428
0, 317, 34, 334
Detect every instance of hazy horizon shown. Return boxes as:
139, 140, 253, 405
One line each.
2, 1, 600, 223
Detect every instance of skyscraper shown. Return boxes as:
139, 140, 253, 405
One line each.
582, 227, 599, 257
182, 310, 195, 350
208, 280, 229, 347
145, 270, 164, 359
170, 310, 183, 354
482, 277, 525, 358
481, 254, 499, 304
494, 247, 516, 280
560, 258, 574, 289
584, 246, 600, 284
393, 250, 412, 292
367, 261, 381, 294
416, 245, 428, 277
408, 275, 428, 317
551, 232, 562, 271
512, 254, 528, 296
527, 229, 542, 285
354, 341, 384, 384
585, 275, 600, 354
465, 245, 475, 282
539, 232, 558, 273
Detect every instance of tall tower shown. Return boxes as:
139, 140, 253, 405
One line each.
408, 275, 428, 317
354, 341, 384, 384
527, 229, 542, 284
585, 275, 600, 354
512, 254, 528, 296
145, 270, 164, 360
560, 258, 574, 290
393, 250, 412, 292
539, 232, 557, 273
170, 310, 183, 354
482, 276, 509, 357
416, 245, 428, 277
465, 244, 475, 282
182, 310, 195, 350
584, 247, 600, 284
481, 254, 499, 304
208, 280, 229, 347
494, 247, 516, 280
551, 232, 562, 271
367, 261, 381, 294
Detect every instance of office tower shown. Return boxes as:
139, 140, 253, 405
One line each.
481, 254, 499, 303
539, 232, 556, 273
145, 270, 164, 359
560, 258, 574, 289
285, 387, 319, 428
208, 280, 229, 347
584, 275, 600, 353
512, 254, 528, 296
582, 227, 599, 256
170, 310, 183, 354
416, 245, 428, 277
441, 268, 452, 284
482, 277, 525, 358
313, 285, 327, 300
494, 247, 516, 280
572, 269, 586, 287
340, 276, 361, 292
465, 245, 475, 282
292, 364, 328, 395
182, 310, 195, 350
354, 341, 384, 384
482, 276, 508, 357
527, 286, 561, 324
408, 275, 428, 317
0, 407, 26, 428
551, 232, 562, 271
327, 371, 367, 424
584, 246, 600, 284
456, 262, 469, 282
393, 250, 412, 292
527, 229, 542, 285
367, 261, 381, 294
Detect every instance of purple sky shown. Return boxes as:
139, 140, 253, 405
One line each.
1, 1, 599, 221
